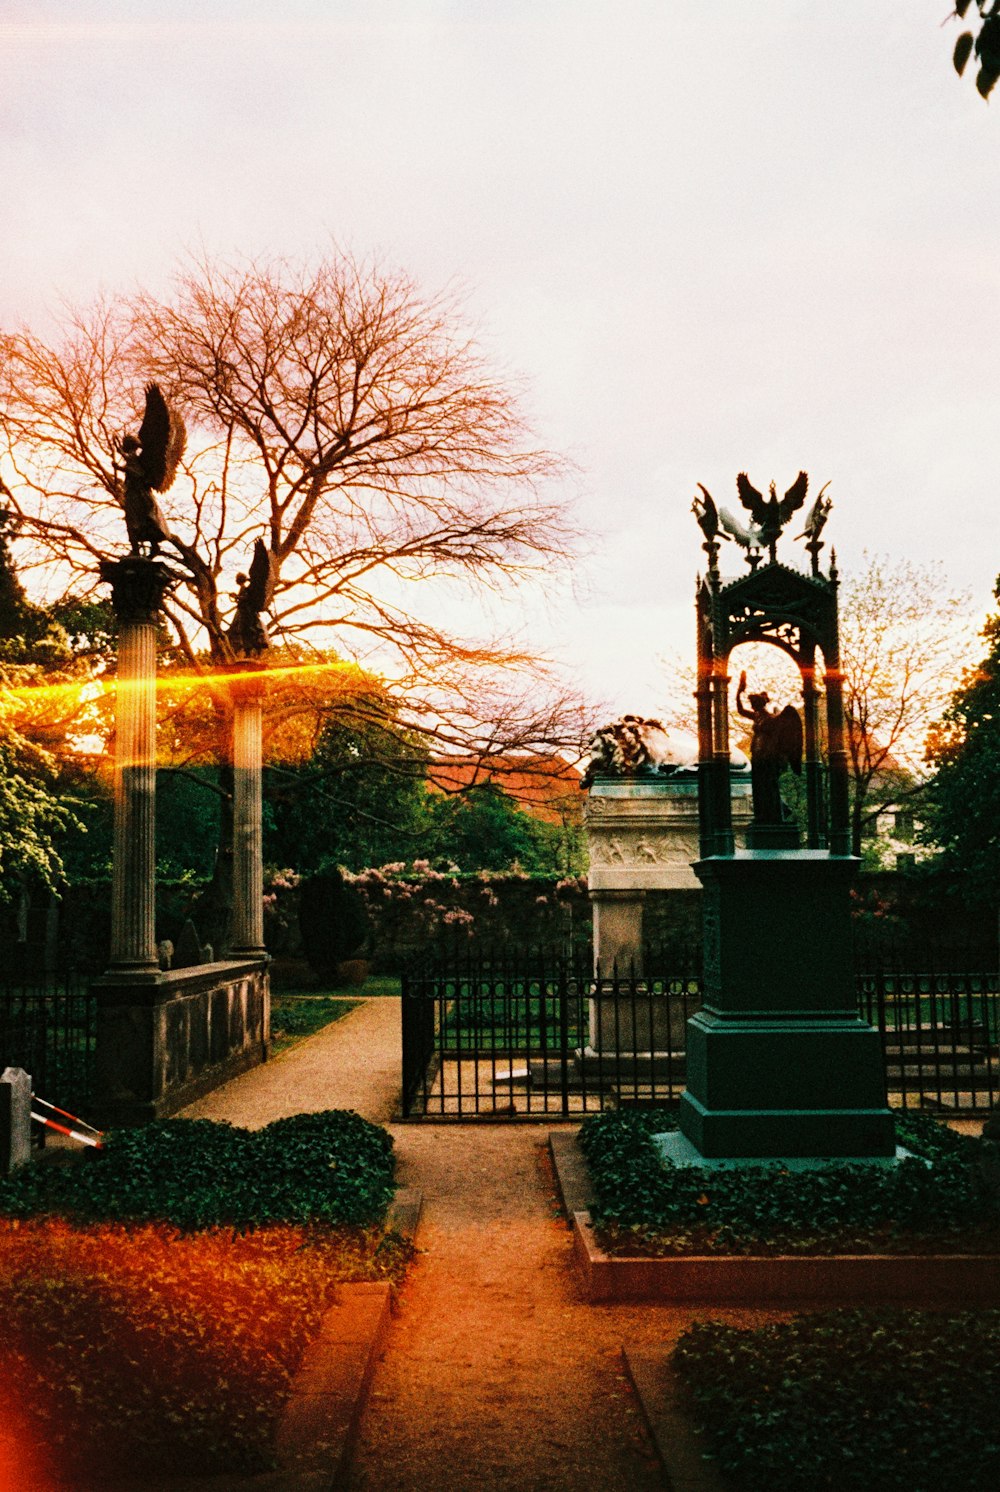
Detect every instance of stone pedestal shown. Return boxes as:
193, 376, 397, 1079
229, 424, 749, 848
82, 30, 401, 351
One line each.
678, 851, 896, 1158
588, 984, 698, 1068
93, 959, 270, 1127
586, 774, 753, 952
582, 775, 751, 1067
590, 889, 646, 975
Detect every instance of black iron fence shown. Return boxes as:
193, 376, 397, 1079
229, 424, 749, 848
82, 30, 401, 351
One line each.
0, 972, 97, 1129
400, 951, 999, 1120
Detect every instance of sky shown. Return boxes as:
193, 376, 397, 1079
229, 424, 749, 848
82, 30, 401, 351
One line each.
4, 0, 1000, 721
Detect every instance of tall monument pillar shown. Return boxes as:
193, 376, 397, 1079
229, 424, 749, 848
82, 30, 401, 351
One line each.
679, 472, 895, 1158
100, 557, 174, 974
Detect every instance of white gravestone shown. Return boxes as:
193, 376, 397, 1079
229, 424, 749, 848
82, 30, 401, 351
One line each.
0, 1067, 32, 1175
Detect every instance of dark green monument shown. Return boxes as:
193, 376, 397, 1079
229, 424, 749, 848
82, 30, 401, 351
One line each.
680, 474, 896, 1158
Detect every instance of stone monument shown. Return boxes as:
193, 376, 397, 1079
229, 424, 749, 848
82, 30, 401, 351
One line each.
0, 1067, 32, 1175
678, 472, 895, 1158
581, 718, 752, 1073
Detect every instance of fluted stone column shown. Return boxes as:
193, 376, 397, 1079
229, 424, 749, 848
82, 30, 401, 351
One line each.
100, 558, 173, 974
228, 665, 266, 957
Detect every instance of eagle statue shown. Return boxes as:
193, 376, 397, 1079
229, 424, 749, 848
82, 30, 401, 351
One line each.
118, 383, 186, 556
718, 505, 765, 560
735, 470, 809, 564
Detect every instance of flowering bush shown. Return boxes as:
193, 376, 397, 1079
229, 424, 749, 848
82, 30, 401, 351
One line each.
262, 867, 303, 956
339, 861, 590, 966
260, 858, 591, 967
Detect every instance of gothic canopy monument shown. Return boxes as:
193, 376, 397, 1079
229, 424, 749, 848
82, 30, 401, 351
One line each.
680, 472, 895, 1159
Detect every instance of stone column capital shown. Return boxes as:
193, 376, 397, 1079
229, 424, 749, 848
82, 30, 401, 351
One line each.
100, 556, 175, 623
221, 658, 268, 704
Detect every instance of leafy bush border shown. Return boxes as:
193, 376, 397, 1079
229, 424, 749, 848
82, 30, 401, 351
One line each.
0, 1216, 408, 1480
674, 1307, 1000, 1492
0, 1109, 397, 1229
578, 1109, 1000, 1255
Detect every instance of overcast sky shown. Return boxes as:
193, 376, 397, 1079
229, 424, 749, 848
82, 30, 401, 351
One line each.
4, 1, 999, 718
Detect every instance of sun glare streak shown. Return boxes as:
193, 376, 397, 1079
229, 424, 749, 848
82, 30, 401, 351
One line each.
0, 657, 369, 718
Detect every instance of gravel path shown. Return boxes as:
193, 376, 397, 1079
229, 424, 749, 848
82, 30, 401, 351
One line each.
181, 998, 782, 1491
180, 995, 401, 1128
349, 1123, 677, 1492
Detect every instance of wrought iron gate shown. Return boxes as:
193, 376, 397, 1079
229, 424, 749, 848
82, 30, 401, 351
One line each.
400, 954, 999, 1121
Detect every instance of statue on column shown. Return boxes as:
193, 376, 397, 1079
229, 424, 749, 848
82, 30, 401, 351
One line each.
227, 538, 278, 658
116, 383, 186, 557
735, 671, 802, 825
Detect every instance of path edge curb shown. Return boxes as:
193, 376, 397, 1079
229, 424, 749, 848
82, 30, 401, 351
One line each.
622, 1348, 728, 1492
272, 1185, 423, 1490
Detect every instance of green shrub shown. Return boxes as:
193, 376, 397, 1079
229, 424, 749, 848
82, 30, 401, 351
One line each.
0, 1218, 409, 1480
299, 868, 370, 978
674, 1308, 1000, 1491
578, 1108, 1000, 1254
0, 1110, 396, 1229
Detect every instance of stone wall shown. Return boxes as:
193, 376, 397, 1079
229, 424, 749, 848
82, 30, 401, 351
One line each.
93, 958, 269, 1127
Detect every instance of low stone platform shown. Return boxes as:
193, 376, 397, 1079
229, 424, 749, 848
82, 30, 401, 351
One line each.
549, 1130, 1000, 1305
654, 1129, 919, 1172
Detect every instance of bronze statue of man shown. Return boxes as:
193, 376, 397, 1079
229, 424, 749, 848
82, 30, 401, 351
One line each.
735, 670, 802, 825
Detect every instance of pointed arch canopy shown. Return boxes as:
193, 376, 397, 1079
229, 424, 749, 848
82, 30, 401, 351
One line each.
696, 558, 850, 857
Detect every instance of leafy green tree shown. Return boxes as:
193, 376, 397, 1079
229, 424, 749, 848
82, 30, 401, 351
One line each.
952, 1, 1000, 100
421, 781, 583, 875
0, 510, 102, 899
923, 577, 1000, 902
0, 725, 79, 900
265, 694, 429, 874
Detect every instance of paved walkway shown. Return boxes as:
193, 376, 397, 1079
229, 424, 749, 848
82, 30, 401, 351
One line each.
181, 997, 401, 1129
181, 998, 768, 1492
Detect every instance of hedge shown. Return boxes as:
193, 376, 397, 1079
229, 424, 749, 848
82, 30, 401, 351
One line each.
674, 1308, 1000, 1491
578, 1108, 1000, 1255
0, 1110, 397, 1229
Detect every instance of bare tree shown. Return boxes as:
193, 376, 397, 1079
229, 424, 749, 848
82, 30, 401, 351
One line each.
0, 251, 588, 936
839, 554, 973, 856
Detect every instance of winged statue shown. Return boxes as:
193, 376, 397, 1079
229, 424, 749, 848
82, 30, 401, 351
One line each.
117, 383, 186, 557
795, 482, 833, 571
735, 671, 802, 826
227, 538, 278, 657
735, 470, 809, 564
691, 483, 720, 544
719, 505, 765, 563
